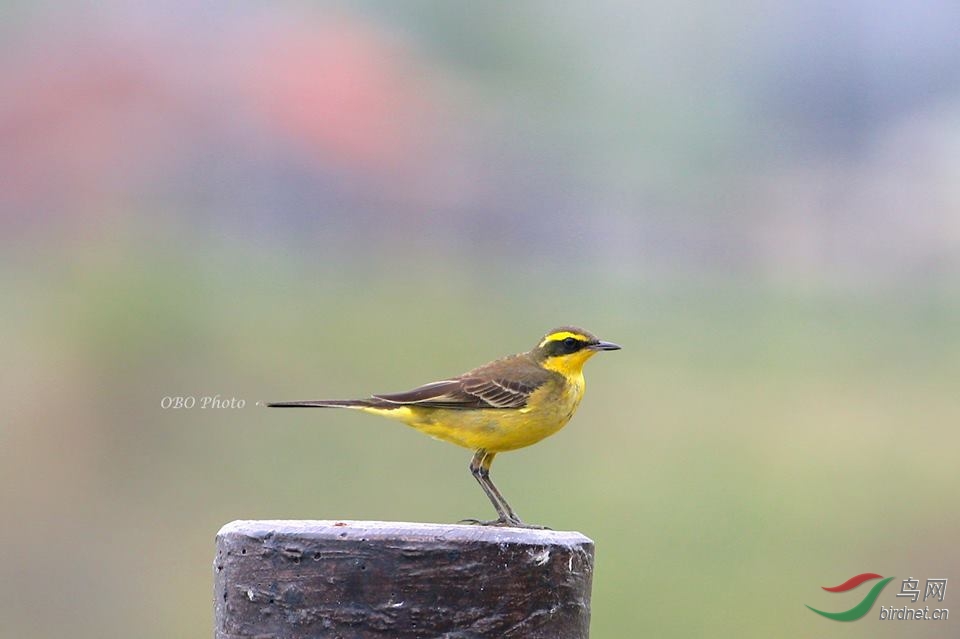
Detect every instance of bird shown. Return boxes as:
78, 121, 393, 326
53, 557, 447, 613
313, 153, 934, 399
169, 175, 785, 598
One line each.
268, 326, 620, 528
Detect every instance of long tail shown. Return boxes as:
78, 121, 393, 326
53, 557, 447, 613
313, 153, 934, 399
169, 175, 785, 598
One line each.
266, 399, 387, 409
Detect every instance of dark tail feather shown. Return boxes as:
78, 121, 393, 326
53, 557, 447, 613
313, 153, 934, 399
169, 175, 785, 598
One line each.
266, 399, 378, 408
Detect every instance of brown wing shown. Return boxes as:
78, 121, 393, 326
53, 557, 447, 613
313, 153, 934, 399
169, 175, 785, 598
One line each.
372, 354, 555, 410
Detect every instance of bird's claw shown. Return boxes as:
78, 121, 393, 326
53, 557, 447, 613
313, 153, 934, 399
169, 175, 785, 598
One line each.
458, 517, 551, 530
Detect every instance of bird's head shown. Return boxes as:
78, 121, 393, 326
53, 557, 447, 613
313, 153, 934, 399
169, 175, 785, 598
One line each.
532, 326, 621, 375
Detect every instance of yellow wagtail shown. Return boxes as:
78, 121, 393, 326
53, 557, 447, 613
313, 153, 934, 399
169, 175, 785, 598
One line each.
269, 326, 620, 527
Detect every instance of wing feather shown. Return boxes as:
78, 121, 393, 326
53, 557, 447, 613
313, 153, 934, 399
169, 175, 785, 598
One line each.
372, 354, 554, 410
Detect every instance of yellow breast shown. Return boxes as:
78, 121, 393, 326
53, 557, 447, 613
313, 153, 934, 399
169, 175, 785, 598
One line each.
364, 375, 586, 452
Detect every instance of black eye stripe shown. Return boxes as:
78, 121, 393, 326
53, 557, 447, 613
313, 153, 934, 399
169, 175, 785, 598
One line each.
546, 336, 585, 356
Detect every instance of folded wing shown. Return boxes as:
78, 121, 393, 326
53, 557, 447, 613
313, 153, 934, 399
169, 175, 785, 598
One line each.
373, 359, 550, 410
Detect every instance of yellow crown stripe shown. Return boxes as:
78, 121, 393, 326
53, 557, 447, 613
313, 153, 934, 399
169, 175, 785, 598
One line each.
538, 331, 589, 348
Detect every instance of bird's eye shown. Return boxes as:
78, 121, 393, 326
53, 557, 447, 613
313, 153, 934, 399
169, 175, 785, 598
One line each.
562, 337, 580, 352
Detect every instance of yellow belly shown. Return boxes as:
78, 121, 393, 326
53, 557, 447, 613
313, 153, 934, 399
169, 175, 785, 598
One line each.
361, 376, 585, 452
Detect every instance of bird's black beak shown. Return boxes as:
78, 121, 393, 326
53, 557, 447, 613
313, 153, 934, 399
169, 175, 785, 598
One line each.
589, 340, 621, 351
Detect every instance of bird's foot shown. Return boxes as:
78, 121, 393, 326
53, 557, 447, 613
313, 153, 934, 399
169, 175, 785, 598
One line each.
458, 517, 552, 530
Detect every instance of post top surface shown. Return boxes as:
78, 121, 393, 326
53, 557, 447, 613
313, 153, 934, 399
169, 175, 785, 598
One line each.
218, 519, 593, 547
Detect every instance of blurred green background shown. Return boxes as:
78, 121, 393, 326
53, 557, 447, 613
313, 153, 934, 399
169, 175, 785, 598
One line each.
2, 2, 958, 638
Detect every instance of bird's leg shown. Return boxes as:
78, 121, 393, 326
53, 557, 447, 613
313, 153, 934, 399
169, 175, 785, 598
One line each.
478, 451, 521, 522
461, 450, 548, 528
466, 449, 514, 524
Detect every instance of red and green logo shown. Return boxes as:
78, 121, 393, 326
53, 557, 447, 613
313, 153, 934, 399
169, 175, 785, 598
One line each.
806, 573, 894, 621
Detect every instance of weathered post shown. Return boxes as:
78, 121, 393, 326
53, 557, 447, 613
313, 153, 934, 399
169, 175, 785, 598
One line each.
214, 520, 595, 638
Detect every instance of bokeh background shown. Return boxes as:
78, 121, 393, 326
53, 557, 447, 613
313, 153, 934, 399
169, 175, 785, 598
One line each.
2, 2, 958, 638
